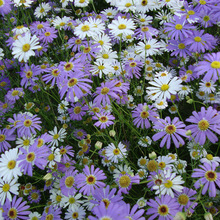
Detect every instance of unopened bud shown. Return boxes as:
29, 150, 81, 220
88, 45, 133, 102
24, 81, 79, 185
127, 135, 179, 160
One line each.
204, 213, 213, 220
185, 130, 191, 136
109, 130, 116, 137
149, 151, 157, 160
187, 99, 194, 104
43, 173, 52, 181
173, 212, 186, 220
95, 141, 103, 150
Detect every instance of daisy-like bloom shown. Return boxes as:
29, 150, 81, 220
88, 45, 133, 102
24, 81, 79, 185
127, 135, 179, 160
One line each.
199, 80, 216, 94
28, 189, 41, 203
0, 148, 22, 182
157, 155, 174, 170
29, 212, 41, 220
186, 106, 220, 145
200, 153, 220, 167
108, 16, 136, 38
173, 159, 187, 174
152, 116, 187, 149
12, 32, 41, 62
146, 195, 179, 220
15, 113, 42, 137
195, 52, 220, 82
147, 76, 182, 101
60, 170, 78, 196
153, 169, 184, 198
92, 111, 115, 129
116, 173, 140, 195
0, 0, 12, 16
47, 147, 61, 169
138, 136, 152, 147
74, 0, 89, 7
65, 206, 86, 220
164, 15, 195, 40
38, 27, 58, 44
6, 87, 24, 102
105, 142, 127, 164
0, 178, 19, 205
34, 2, 51, 18
3, 196, 30, 220
68, 102, 88, 121
175, 187, 197, 213
75, 165, 106, 196
60, 192, 83, 210
89, 201, 127, 219
92, 33, 112, 52
192, 162, 220, 197
132, 103, 158, 129
40, 205, 62, 220
74, 20, 94, 39
124, 204, 145, 220
17, 141, 49, 176
0, 128, 16, 153
48, 126, 67, 147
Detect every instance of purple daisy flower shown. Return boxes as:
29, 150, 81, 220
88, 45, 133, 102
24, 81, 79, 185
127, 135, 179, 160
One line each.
185, 106, 220, 145
15, 113, 42, 137
0, 0, 11, 16
90, 185, 123, 208
124, 204, 145, 220
67, 37, 86, 52
146, 195, 179, 220
75, 165, 106, 196
124, 59, 144, 79
175, 187, 198, 213
60, 169, 78, 196
191, 162, 220, 197
0, 76, 11, 92
6, 88, 24, 102
194, 52, 220, 82
164, 15, 195, 40
38, 27, 57, 43
17, 141, 49, 176
30, 21, 51, 36
40, 205, 62, 220
0, 99, 14, 116
68, 102, 88, 121
132, 103, 158, 129
3, 196, 30, 220
92, 111, 115, 129
0, 128, 16, 153
93, 80, 122, 106
152, 116, 187, 149
28, 189, 41, 203
60, 145, 74, 163
42, 66, 61, 87
135, 25, 158, 40
73, 129, 87, 140
88, 201, 127, 220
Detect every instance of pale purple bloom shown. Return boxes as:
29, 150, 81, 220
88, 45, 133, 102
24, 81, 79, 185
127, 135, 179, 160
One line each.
186, 106, 220, 145
93, 111, 115, 129
40, 206, 62, 220
192, 163, 220, 197
152, 117, 187, 149
0, 129, 16, 153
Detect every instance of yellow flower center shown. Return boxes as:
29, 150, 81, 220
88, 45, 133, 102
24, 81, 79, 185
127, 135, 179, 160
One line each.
178, 43, 185, 49
194, 36, 202, 42
60, 148, 67, 155
7, 160, 16, 169
8, 208, 18, 219
0, 0, 4, 6
145, 44, 151, 50
199, 0, 206, 5
118, 24, 126, 30
60, 22, 65, 26
205, 171, 217, 181
46, 214, 53, 220
158, 205, 169, 216
40, 8, 45, 13
0, 134, 6, 142
102, 53, 109, 59
12, 90, 19, 96
56, 195, 62, 202
37, 139, 44, 147
203, 16, 210, 21
141, 0, 148, 6
86, 175, 96, 185
198, 119, 209, 131
65, 176, 75, 188
79, 0, 85, 3
101, 87, 110, 95
31, 192, 39, 200
0, 81, 6, 87
26, 152, 35, 162
211, 61, 220, 69
99, 116, 108, 123
98, 40, 104, 45
64, 62, 73, 71
125, 3, 132, 7
139, 158, 147, 166
158, 162, 166, 169
119, 175, 131, 188
178, 194, 189, 205
74, 106, 81, 114
140, 111, 149, 119
2, 183, 10, 192
164, 180, 173, 188
72, 213, 78, 219
113, 149, 120, 155
161, 84, 169, 91
48, 154, 55, 161
37, 24, 44, 29
24, 119, 32, 127
147, 160, 158, 172
175, 24, 183, 30
98, 65, 105, 70
177, 163, 184, 169
81, 25, 90, 32
188, 10, 195, 15
206, 154, 213, 160
129, 62, 137, 67
22, 43, 31, 52
165, 125, 176, 134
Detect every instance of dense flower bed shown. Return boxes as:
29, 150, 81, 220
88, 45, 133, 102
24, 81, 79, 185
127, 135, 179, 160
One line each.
0, 0, 220, 219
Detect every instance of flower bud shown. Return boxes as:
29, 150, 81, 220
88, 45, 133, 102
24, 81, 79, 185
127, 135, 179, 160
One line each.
109, 130, 116, 137
185, 130, 191, 136
149, 151, 157, 160
173, 212, 186, 220
95, 141, 103, 150
204, 213, 213, 220
43, 173, 52, 181
187, 99, 194, 104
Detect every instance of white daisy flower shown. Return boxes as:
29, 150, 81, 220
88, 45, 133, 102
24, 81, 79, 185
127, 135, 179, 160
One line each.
108, 16, 136, 38
134, 14, 153, 25
0, 48, 4, 60
138, 136, 152, 147
0, 178, 19, 205
34, 3, 51, 18
87, 17, 105, 36
113, 164, 133, 180
116, 0, 136, 13
52, 16, 70, 30
58, 99, 69, 114
146, 76, 182, 101
137, 156, 149, 168
16, 135, 35, 149
47, 147, 61, 169
153, 99, 168, 110
200, 153, 220, 167
90, 60, 114, 78
178, 85, 192, 99
96, 49, 118, 64
28, 212, 41, 220
12, 32, 41, 62
74, 21, 94, 40
12, 25, 30, 35
13, 0, 34, 7
48, 126, 67, 147
74, 0, 89, 7
0, 148, 22, 182
173, 159, 187, 174
101, 7, 118, 18
61, 192, 83, 210
199, 80, 216, 94
137, 197, 147, 208
92, 33, 112, 52
157, 155, 174, 170
105, 142, 127, 164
